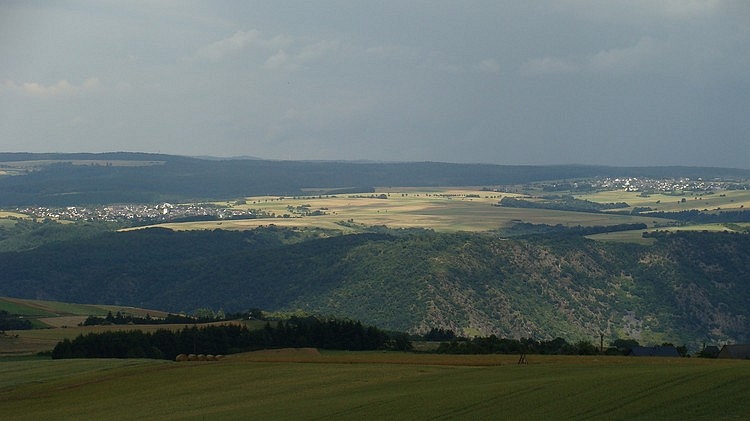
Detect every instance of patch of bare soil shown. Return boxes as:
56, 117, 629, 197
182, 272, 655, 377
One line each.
36, 316, 87, 328
251, 347, 321, 356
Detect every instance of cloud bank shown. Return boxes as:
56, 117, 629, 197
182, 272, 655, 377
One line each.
0, 1, 747, 168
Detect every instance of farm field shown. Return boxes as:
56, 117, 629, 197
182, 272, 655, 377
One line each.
0, 297, 169, 326
0, 296, 166, 318
0, 211, 27, 219
578, 189, 750, 213
0, 297, 271, 356
141, 188, 661, 233
2, 323, 203, 356
0, 352, 748, 420
586, 222, 750, 244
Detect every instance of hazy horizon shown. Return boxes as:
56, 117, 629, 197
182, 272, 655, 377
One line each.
1, 1, 748, 169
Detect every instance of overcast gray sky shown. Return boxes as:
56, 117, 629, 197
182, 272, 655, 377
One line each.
1, 1, 748, 168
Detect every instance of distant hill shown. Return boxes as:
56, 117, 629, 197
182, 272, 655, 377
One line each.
0, 226, 747, 349
1, 152, 749, 206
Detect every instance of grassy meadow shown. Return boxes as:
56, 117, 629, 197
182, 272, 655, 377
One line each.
578, 189, 750, 213
586, 222, 750, 244
0, 297, 168, 355
0, 296, 170, 326
1, 351, 748, 420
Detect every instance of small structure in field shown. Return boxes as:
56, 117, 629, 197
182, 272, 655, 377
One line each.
628, 345, 680, 357
717, 344, 750, 360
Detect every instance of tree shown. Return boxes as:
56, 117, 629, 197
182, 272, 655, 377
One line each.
611, 338, 640, 355
424, 328, 456, 341
574, 340, 599, 355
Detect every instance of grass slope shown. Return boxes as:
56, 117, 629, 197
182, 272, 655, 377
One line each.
0, 297, 169, 326
0, 354, 748, 420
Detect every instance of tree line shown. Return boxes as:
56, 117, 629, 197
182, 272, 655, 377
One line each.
496, 196, 630, 213
636, 209, 750, 223
0, 310, 33, 331
81, 311, 200, 326
51, 316, 410, 360
433, 335, 689, 356
499, 221, 647, 237
434, 336, 600, 355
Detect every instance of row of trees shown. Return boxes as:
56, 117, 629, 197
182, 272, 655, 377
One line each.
632, 209, 750, 223
52, 316, 410, 360
432, 335, 690, 356
499, 221, 648, 237
81, 311, 200, 326
497, 196, 629, 213
434, 336, 600, 355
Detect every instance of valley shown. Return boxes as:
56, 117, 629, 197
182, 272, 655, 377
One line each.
1, 155, 750, 419
1, 156, 749, 350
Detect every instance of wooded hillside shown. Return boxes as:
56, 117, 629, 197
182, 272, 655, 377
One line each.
0, 226, 747, 349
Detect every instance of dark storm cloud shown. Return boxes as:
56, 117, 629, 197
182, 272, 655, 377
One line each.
0, 1, 747, 168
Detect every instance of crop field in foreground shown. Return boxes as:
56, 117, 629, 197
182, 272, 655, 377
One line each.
0, 351, 748, 420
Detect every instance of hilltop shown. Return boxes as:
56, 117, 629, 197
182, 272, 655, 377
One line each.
2, 152, 749, 206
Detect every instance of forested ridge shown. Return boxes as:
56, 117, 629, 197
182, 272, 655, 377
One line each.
2, 152, 749, 206
0, 225, 748, 348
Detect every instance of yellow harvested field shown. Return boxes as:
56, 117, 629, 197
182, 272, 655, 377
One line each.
36, 316, 88, 328
0, 211, 28, 219
139, 187, 659, 233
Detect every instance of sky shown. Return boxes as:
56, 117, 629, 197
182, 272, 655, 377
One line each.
1, 1, 748, 168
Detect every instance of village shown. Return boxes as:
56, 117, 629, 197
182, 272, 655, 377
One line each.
590, 176, 747, 193
10, 176, 749, 225
13, 202, 267, 224
536, 176, 748, 193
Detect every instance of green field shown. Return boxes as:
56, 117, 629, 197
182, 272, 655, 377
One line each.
586, 222, 750, 244
0, 297, 169, 355
0, 297, 269, 356
0, 297, 172, 326
0, 352, 748, 420
578, 189, 750, 213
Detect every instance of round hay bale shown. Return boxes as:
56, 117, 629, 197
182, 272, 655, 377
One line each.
188, 354, 198, 361
175, 354, 188, 362
206, 354, 215, 361
198, 354, 207, 361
